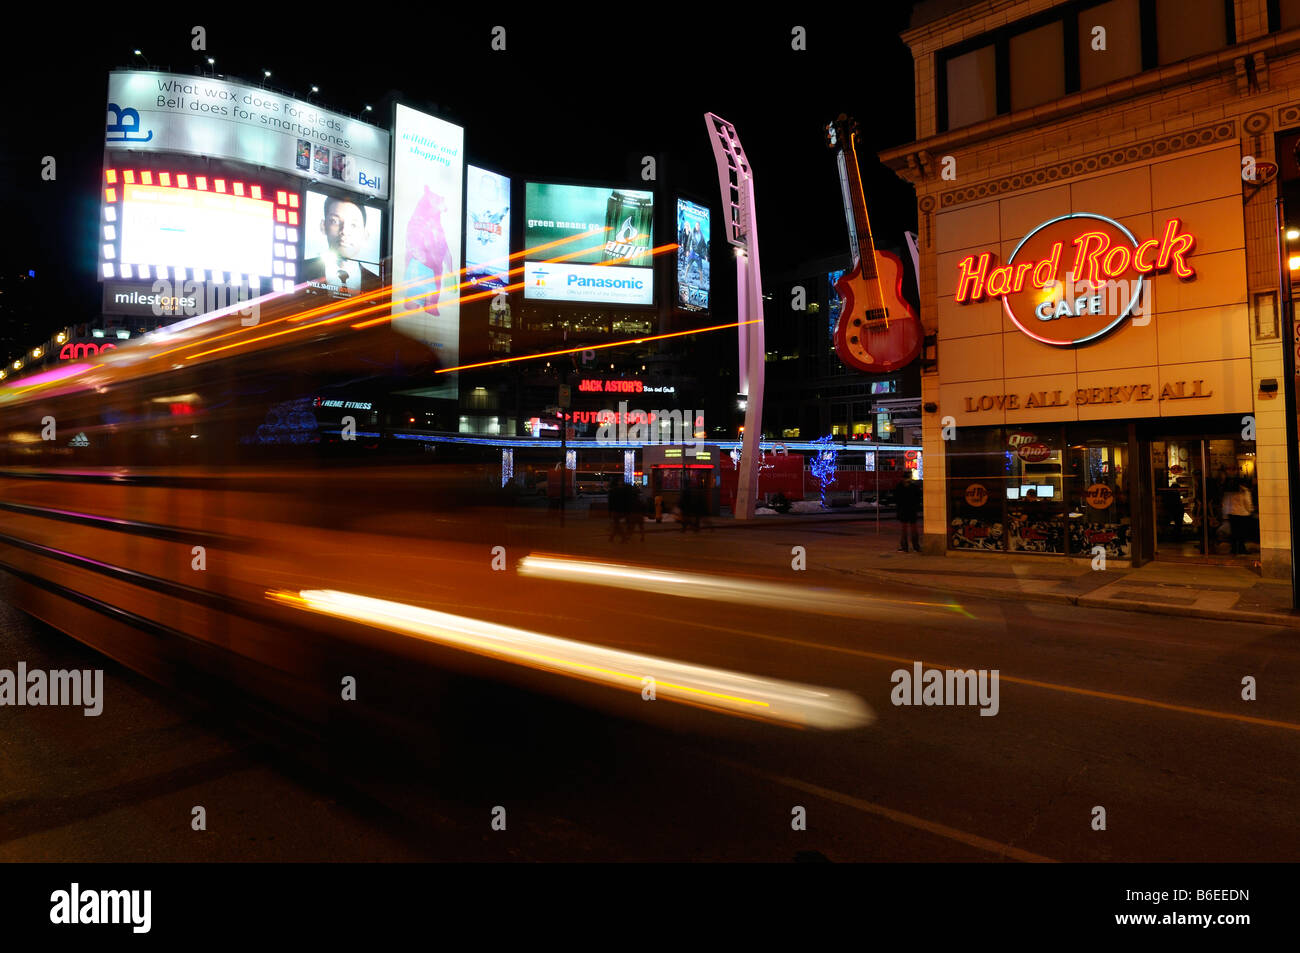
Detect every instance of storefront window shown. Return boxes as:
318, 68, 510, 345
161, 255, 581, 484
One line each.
947, 427, 1007, 552
1066, 431, 1132, 559
1006, 427, 1066, 554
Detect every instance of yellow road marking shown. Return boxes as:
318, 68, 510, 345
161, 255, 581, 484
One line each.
629, 615, 1300, 734
721, 761, 1057, 863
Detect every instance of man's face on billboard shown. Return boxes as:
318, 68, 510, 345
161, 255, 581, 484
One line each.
323, 202, 367, 260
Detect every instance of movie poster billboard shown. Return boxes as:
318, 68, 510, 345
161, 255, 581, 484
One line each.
465, 165, 511, 289
389, 104, 464, 399
675, 198, 709, 311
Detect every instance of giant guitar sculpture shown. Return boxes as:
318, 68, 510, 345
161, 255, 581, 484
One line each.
825, 114, 923, 373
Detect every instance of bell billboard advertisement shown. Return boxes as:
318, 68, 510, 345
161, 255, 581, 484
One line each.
389, 103, 465, 399
106, 71, 389, 199
523, 183, 654, 306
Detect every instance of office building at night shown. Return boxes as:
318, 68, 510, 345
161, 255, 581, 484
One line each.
883, 0, 1300, 574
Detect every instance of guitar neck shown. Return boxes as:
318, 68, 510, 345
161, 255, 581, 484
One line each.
837, 131, 880, 279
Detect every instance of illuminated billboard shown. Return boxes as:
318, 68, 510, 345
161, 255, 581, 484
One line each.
99, 168, 298, 289
523, 183, 654, 306
122, 184, 272, 276
465, 166, 511, 289
106, 71, 389, 199
389, 104, 465, 399
676, 198, 710, 311
302, 190, 383, 297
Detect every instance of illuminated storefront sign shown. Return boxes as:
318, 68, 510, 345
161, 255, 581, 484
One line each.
58, 341, 117, 360
961, 379, 1214, 414
577, 379, 676, 394
954, 213, 1197, 346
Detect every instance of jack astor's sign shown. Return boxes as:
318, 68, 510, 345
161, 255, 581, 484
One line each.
955, 213, 1196, 346
963, 379, 1213, 413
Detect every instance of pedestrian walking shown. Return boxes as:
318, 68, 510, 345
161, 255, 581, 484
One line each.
896, 478, 921, 552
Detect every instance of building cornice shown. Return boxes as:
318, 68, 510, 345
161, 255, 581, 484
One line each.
879, 27, 1300, 185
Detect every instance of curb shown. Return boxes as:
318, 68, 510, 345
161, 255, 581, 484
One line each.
852, 567, 1300, 629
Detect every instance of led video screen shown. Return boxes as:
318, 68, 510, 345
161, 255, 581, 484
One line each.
523, 183, 654, 306
119, 183, 273, 278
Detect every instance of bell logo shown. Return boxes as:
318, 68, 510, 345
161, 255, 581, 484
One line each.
954, 213, 1197, 347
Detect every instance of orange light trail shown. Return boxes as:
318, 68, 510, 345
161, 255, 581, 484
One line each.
160, 227, 614, 362
435, 319, 761, 374
349, 239, 674, 331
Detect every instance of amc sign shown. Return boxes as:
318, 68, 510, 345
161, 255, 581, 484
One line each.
58, 341, 117, 360
954, 213, 1197, 346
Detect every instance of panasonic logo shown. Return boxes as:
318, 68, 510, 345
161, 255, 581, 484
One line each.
567, 275, 644, 289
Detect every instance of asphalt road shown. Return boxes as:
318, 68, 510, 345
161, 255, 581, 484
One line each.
2, 515, 1297, 862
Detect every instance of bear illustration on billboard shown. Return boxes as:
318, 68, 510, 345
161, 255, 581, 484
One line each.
404, 185, 452, 316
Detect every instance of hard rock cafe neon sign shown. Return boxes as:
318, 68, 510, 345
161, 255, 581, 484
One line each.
954, 213, 1196, 346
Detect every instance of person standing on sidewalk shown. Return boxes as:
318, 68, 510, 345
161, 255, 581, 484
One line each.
1229, 479, 1255, 556
896, 478, 921, 552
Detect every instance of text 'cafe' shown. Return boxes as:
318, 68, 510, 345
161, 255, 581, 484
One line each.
924, 160, 1271, 571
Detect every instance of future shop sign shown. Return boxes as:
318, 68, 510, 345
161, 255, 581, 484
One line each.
955, 213, 1196, 346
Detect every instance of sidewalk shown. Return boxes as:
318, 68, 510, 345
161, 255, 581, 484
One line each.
696, 511, 1299, 628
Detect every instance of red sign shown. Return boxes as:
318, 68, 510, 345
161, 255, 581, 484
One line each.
59, 341, 117, 360
1017, 443, 1051, 463
954, 214, 1196, 347
1007, 431, 1037, 448
578, 379, 643, 393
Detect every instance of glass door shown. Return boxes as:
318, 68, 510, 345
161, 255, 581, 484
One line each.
1150, 438, 1207, 556
1150, 435, 1258, 560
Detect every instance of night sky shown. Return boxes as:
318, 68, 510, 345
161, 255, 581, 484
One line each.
1, 11, 920, 335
